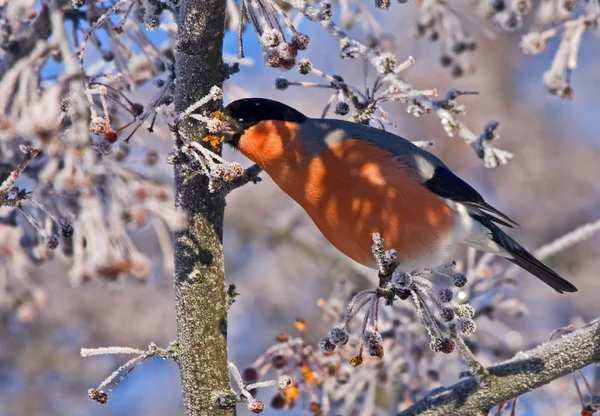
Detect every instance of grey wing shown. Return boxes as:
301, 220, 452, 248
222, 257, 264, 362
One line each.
422, 165, 518, 228
315, 118, 518, 228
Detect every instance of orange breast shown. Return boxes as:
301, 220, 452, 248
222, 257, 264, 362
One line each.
238, 121, 455, 266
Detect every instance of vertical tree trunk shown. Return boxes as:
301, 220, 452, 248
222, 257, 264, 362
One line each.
173, 1, 233, 415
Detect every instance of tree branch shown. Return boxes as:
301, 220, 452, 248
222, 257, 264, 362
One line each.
173, 0, 233, 415
399, 319, 600, 416
225, 163, 262, 194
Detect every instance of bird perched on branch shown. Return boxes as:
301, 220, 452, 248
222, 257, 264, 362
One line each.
221, 97, 577, 293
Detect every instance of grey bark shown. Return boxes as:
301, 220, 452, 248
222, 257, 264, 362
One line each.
173, 0, 233, 415
399, 319, 600, 416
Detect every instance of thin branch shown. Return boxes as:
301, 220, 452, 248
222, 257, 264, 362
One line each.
0, 146, 40, 207
81, 342, 178, 404
398, 319, 600, 416
225, 164, 263, 194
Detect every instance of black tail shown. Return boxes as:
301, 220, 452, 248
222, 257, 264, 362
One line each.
473, 216, 578, 294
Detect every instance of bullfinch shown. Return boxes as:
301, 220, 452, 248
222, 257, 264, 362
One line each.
222, 97, 577, 293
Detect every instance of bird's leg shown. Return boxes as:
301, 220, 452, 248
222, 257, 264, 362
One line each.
371, 232, 399, 288
318, 235, 476, 365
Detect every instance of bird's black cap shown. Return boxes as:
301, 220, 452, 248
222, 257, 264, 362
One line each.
223, 98, 307, 143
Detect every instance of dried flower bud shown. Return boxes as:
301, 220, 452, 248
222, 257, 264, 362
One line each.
451, 65, 464, 78
243, 367, 258, 383
309, 401, 322, 413
277, 375, 293, 389
440, 307, 455, 322
364, 328, 383, 357
291, 33, 310, 50
260, 30, 282, 48
452, 42, 467, 54
298, 59, 312, 75
45, 235, 59, 250
438, 288, 453, 303
429, 338, 443, 352
426, 369, 440, 381
248, 400, 265, 413
328, 327, 349, 345
456, 304, 475, 319
520, 32, 546, 55
440, 55, 453, 67
131, 103, 144, 116
105, 130, 118, 143
451, 273, 467, 287
491, 0, 505, 11
145, 151, 159, 166
318, 336, 336, 353
273, 76, 290, 92
392, 270, 412, 289
144, 14, 160, 31
459, 319, 477, 336
88, 388, 109, 404
271, 393, 286, 409
335, 102, 350, 116
440, 338, 456, 354
278, 44, 298, 61
281, 59, 296, 71
61, 223, 74, 238
264, 48, 283, 68
369, 343, 384, 358
272, 354, 287, 369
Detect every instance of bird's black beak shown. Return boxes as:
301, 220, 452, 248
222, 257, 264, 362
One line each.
217, 111, 241, 146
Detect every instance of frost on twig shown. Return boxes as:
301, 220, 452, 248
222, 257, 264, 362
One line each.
236, 0, 310, 69
170, 86, 246, 192
0, 0, 183, 313
81, 342, 177, 404
0, 145, 39, 207
223, 213, 600, 414
318, 233, 477, 365
268, 0, 512, 167
214, 362, 294, 413
519, 1, 599, 98
399, 319, 600, 416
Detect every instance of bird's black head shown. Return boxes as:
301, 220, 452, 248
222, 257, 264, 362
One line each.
222, 98, 307, 147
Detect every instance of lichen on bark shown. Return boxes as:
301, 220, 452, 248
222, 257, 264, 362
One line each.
173, 0, 233, 415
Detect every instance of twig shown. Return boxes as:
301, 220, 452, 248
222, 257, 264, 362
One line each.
0, 146, 40, 207
225, 164, 263, 194
398, 319, 600, 416
81, 342, 178, 404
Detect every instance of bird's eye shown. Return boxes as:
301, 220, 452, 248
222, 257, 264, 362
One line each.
238, 118, 244, 122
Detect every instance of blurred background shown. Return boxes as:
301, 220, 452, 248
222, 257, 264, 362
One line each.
1, 1, 599, 415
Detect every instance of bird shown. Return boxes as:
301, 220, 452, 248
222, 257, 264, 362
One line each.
221, 97, 577, 293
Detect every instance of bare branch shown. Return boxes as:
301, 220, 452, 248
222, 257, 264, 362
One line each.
0, 145, 39, 207
81, 342, 177, 404
225, 164, 263, 194
399, 319, 600, 416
